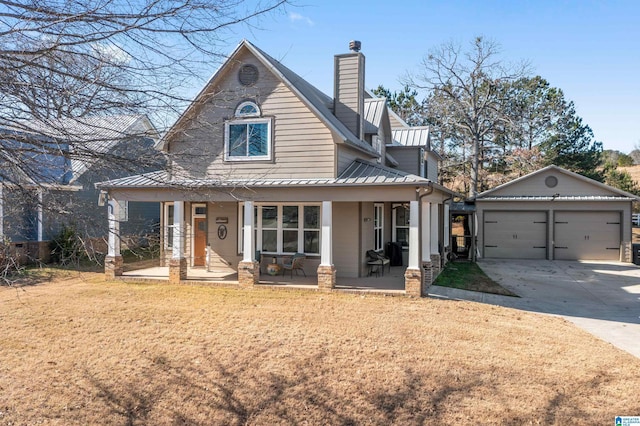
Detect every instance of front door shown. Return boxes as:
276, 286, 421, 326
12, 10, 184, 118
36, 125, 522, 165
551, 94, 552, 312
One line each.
193, 217, 207, 266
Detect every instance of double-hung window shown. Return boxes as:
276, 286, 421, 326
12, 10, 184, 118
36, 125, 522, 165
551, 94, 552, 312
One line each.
239, 203, 320, 255
392, 204, 410, 248
374, 203, 384, 252
224, 101, 272, 161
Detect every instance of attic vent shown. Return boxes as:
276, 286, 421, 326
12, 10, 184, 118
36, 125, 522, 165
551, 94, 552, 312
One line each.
238, 64, 259, 86
545, 175, 558, 188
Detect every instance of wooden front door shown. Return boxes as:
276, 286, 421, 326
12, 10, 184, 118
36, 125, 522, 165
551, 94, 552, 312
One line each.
193, 217, 207, 266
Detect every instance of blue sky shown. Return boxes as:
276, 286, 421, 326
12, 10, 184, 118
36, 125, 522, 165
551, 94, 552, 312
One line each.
221, 0, 639, 152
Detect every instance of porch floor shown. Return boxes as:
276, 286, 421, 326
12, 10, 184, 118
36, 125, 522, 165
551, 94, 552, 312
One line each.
120, 264, 407, 294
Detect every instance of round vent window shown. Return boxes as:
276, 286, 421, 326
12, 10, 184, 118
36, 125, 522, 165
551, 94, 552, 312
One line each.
238, 64, 259, 86
545, 175, 558, 188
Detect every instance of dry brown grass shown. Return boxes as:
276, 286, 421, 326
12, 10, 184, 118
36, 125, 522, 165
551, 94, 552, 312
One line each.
620, 165, 640, 184
1, 273, 638, 425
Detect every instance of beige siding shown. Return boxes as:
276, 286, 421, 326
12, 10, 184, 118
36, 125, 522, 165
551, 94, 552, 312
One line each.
168, 48, 336, 179
360, 202, 375, 276
333, 202, 360, 278
334, 53, 364, 139
336, 144, 376, 175
386, 146, 419, 176
488, 169, 617, 197
206, 202, 241, 269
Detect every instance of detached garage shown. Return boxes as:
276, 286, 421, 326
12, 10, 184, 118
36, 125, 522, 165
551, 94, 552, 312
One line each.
475, 165, 637, 262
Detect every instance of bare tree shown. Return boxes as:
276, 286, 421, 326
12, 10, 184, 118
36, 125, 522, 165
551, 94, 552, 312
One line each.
407, 37, 528, 198
0, 0, 289, 277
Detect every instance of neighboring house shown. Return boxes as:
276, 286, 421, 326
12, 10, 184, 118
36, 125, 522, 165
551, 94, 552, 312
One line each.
475, 165, 638, 262
0, 115, 162, 261
96, 40, 456, 296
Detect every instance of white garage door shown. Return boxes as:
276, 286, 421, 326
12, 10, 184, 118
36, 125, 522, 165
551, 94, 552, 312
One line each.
554, 211, 621, 260
484, 211, 547, 259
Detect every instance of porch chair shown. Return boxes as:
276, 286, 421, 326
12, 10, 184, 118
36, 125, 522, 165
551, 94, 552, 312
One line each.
282, 253, 306, 278
366, 250, 391, 277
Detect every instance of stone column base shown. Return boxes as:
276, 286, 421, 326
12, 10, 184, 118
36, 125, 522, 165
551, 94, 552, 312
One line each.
105, 255, 123, 279
404, 267, 423, 297
422, 261, 434, 295
169, 258, 188, 284
238, 260, 259, 288
317, 264, 336, 290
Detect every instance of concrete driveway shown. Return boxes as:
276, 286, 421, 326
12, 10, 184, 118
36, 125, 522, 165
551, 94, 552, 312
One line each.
429, 260, 640, 359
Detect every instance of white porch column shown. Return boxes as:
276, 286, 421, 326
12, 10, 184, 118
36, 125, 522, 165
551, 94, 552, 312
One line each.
317, 201, 335, 290
238, 200, 258, 288
169, 200, 186, 283
172, 201, 185, 259
421, 201, 431, 263
107, 199, 121, 257
243, 200, 255, 262
405, 200, 423, 296
430, 203, 439, 254
443, 203, 450, 248
320, 201, 333, 266
408, 200, 420, 269
105, 197, 123, 278
37, 189, 43, 242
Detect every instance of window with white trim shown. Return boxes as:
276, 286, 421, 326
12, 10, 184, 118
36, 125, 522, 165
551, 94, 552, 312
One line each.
392, 203, 409, 248
163, 202, 174, 249
224, 101, 272, 161
239, 203, 320, 255
374, 203, 384, 252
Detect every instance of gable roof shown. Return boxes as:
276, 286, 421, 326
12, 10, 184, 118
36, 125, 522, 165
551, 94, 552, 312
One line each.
3, 115, 159, 184
160, 40, 378, 157
477, 165, 639, 200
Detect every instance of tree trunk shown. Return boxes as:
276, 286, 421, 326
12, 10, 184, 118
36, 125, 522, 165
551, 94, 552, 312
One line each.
469, 136, 480, 199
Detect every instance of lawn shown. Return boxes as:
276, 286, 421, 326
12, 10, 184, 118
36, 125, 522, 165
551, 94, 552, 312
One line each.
433, 261, 519, 296
1, 272, 638, 424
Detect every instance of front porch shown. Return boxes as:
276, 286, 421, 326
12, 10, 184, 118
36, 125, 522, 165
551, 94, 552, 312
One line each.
120, 263, 408, 295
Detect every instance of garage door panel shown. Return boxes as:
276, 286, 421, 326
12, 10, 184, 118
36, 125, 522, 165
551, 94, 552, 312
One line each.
484, 211, 547, 259
554, 211, 620, 260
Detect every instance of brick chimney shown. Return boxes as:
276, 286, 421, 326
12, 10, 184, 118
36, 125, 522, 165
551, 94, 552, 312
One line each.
334, 40, 365, 140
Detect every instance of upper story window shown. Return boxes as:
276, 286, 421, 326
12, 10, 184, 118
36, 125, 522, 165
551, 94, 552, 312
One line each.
224, 101, 273, 162
235, 101, 260, 117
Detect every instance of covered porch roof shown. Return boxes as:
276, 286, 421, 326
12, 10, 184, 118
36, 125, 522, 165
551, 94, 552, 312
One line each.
95, 159, 458, 202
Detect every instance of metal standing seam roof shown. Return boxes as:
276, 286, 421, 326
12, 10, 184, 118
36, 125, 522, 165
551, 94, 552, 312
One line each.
363, 98, 386, 134
96, 160, 432, 189
389, 127, 430, 147
478, 195, 636, 201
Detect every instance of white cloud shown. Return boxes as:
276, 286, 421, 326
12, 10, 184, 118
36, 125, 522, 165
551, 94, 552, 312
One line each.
289, 12, 314, 26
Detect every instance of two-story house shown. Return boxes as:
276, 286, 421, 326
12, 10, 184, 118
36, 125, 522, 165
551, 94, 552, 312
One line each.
0, 115, 161, 262
96, 40, 456, 296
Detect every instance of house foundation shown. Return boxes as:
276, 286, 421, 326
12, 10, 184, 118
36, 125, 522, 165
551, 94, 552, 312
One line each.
317, 265, 336, 290
238, 260, 259, 288
169, 258, 187, 283
105, 255, 123, 279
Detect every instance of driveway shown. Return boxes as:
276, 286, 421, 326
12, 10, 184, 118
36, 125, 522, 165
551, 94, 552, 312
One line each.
429, 260, 640, 359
